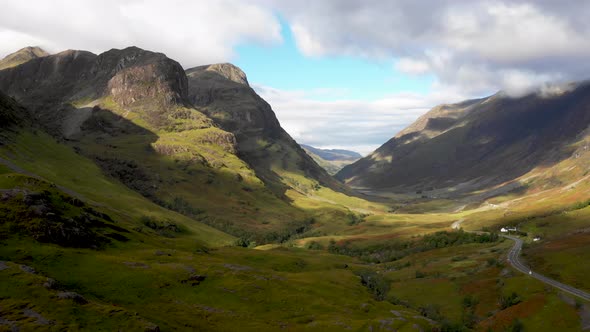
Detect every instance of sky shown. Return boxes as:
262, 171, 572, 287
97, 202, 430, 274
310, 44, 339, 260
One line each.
1, 0, 590, 155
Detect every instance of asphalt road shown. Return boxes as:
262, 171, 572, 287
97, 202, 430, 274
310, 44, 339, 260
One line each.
503, 235, 590, 302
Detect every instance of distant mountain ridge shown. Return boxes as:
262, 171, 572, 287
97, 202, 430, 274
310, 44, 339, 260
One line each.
300, 144, 362, 161
301, 144, 361, 175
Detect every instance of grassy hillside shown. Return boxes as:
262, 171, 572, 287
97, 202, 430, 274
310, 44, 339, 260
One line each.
0, 95, 437, 330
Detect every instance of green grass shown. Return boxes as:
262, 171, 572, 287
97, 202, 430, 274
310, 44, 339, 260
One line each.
0, 131, 234, 247
0, 238, 435, 331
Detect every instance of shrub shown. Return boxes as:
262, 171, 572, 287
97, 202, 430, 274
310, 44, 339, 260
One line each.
356, 269, 390, 300
139, 216, 182, 237
306, 241, 324, 250
462, 295, 479, 309
500, 292, 521, 309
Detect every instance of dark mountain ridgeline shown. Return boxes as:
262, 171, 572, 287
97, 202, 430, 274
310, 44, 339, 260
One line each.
300, 144, 362, 161
300, 144, 362, 175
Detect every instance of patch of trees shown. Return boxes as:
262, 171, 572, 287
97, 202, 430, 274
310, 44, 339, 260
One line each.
328, 230, 499, 264
500, 292, 521, 309
355, 269, 390, 300
346, 212, 367, 226
138, 215, 184, 238
155, 196, 205, 217
233, 217, 317, 247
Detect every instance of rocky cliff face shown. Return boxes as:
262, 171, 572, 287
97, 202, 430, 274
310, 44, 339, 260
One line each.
186, 63, 342, 192
186, 63, 280, 134
0, 47, 192, 133
337, 83, 590, 194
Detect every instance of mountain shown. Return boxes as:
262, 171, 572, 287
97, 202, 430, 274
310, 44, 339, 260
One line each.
0, 46, 49, 70
0, 46, 346, 242
185, 63, 343, 194
337, 83, 590, 196
301, 144, 361, 175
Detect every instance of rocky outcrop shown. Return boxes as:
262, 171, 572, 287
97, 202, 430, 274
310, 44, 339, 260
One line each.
190, 63, 249, 86
99, 47, 188, 107
185, 64, 280, 135
0, 47, 189, 133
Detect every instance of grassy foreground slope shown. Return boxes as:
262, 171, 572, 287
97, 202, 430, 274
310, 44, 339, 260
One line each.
0, 95, 433, 330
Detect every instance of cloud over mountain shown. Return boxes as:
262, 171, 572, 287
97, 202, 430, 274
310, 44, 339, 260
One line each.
270, 0, 590, 95
0, 0, 282, 67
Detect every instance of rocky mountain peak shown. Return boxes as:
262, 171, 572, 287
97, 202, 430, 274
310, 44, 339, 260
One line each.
0, 46, 50, 70
0, 46, 192, 134
96, 47, 189, 107
187, 63, 249, 86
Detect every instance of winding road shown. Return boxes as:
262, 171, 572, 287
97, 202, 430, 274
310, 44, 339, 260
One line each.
503, 235, 590, 302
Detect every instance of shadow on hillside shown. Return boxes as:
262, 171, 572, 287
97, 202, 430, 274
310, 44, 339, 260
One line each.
67, 105, 320, 242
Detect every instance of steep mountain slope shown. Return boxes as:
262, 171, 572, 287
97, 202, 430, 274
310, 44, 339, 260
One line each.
0, 46, 48, 70
185, 63, 344, 195
301, 144, 361, 175
0, 91, 27, 129
338, 84, 590, 195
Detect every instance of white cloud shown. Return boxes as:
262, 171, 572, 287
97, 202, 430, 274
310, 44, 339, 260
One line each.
440, 3, 590, 63
254, 84, 469, 155
395, 58, 431, 75
268, 0, 590, 95
0, 0, 282, 67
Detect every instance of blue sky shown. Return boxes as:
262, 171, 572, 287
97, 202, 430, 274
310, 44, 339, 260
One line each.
234, 19, 434, 102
